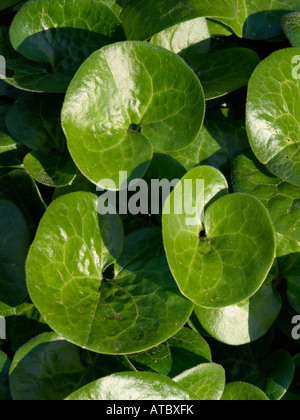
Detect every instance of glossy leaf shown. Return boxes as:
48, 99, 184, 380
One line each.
62, 41, 205, 190
282, 12, 300, 47
174, 363, 225, 400
194, 282, 282, 346
27, 193, 193, 354
6, 0, 126, 92
163, 167, 276, 308
0, 200, 30, 307
0, 105, 18, 154
221, 382, 269, 400
220, 0, 300, 40
247, 48, 300, 186
278, 253, 300, 313
233, 151, 300, 256
128, 327, 211, 377
151, 18, 210, 56
66, 372, 197, 400
9, 332, 133, 400
188, 48, 260, 100
121, 0, 238, 40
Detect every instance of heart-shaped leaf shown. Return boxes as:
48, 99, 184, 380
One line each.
66, 372, 197, 400
120, 0, 238, 40
26, 192, 193, 354
0, 351, 10, 401
187, 48, 260, 100
247, 48, 300, 186
220, 0, 300, 40
9, 332, 133, 400
221, 382, 269, 400
163, 166, 276, 308
128, 327, 211, 377
0, 200, 30, 307
233, 151, 300, 257
6, 0, 126, 92
194, 282, 282, 345
62, 41, 205, 190
174, 363, 225, 400
282, 12, 300, 47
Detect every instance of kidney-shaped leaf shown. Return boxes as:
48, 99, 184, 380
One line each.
220, 0, 300, 40
163, 167, 276, 308
6, 0, 125, 92
66, 372, 197, 400
282, 12, 300, 48
247, 48, 300, 186
26, 192, 193, 354
174, 363, 225, 401
9, 332, 133, 400
194, 282, 282, 346
121, 0, 238, 40
233, 151, 300, 256
62, 41, 205, 190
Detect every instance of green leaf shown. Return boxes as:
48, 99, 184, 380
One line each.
233, 151, 300, 257
278, 253, 300, 313
121, 0, 238, 40
289, 353, 300, 396
66, 372, 197, 400
9, 332, 133, 400
220, 0, 300, 40
0, 351, 11, 401
188, 48, 260, 100
0, 0, 22, 11
62, 41, 205, 190
168, 109, 249, 173
6, 0, 126, 92
163, 166, 276, 308
23, 151, 77, 188
26, 193, 193, 354
246, 48, 300, 186
221, 382, 269, 400
282, 12, 300, 47
0, 200, 30, 307
128, 327, 211, 377
174, 363, 225, 400
194, 282, 282, 346
151, 17, 210, 56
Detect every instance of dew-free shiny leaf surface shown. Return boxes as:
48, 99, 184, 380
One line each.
189, 48, 260, 100
27, 193, 193, 354
121, 0, 238, 40
0, 200, 30, 307
247, 48, 300, 186
163, 167, 275, 308
174, 363, 225, 400
194, 282, 282, 345
220, 0, 300, 40
128, 327, 211, 377
66, 372, 197, 400
62, 41, 205, 189
221, 382, 269, 400
233, 151, 300, 256
9, 332, 133, 400
282, 12, 300, 47
8, 0, 125, 92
